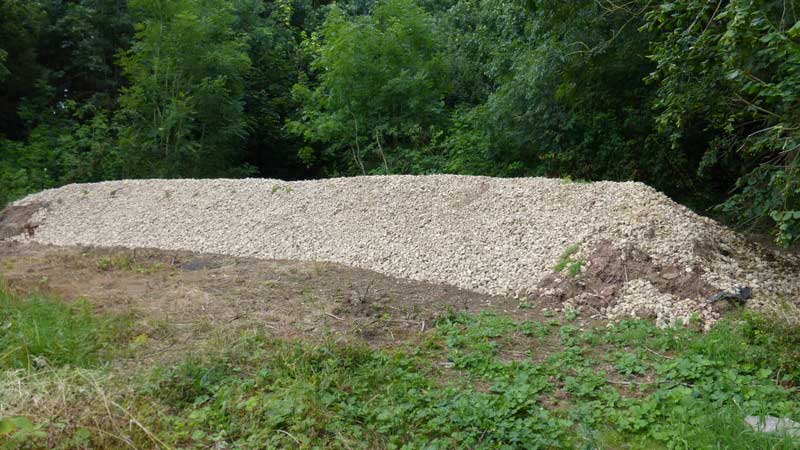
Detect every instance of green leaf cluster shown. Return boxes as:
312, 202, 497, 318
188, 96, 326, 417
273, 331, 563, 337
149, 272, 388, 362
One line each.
1, 0, 799, 244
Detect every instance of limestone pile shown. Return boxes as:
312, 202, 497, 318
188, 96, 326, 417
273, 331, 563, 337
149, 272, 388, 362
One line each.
5, 175, 798, 326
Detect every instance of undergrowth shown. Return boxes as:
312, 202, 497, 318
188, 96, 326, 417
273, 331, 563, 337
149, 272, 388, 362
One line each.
2, 288, 800, 448
0, 288, 132, 370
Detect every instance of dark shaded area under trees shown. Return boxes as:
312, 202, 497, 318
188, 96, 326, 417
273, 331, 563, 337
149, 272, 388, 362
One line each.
1, 0, 798, 244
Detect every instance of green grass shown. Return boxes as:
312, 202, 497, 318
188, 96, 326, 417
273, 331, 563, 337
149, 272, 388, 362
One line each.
0, 288, 131, 370
3, 286, 800, 448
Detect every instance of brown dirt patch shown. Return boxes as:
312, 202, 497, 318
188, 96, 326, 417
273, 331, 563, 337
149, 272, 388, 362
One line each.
533, 240, 717, 313
0, 242, 565, 356
0, 202, 47, 239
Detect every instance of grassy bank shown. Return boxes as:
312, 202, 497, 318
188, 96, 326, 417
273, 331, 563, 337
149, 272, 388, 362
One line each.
2, 287, 800, 449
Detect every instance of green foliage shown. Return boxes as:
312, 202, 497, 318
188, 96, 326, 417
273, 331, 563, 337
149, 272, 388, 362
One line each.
288, 0, 450, 175
0, 0, 132, 207
553, 244, 584, 276
0, 0, 47, 139
236, 0, 310, 180
591, 317, 800, 448
0, 48, 9, 82
0, 287, 130, 370
141, 326, 570, 448
0, 416, 47, 449
0, 137, 56, 207
1, 0, 799, 243
644, 0, 800, 244
117, 311, 800, 449
3, 283, 800, 448
117, 0, 253, 178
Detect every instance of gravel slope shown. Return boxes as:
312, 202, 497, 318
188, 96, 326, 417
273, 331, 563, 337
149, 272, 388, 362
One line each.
6, 175, 799, 326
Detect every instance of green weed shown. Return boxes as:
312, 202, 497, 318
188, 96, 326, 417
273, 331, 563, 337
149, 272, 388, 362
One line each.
139, 329, 569, 448
0, 416, 47, 448
560, 176, 591, 184
6, 287, 800, 449
271, 184, 293, 194
553, 244, 585, 277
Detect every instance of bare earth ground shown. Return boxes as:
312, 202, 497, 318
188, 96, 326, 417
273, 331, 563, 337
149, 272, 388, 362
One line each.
0, 241, 580, 359
4, 241, 670, 408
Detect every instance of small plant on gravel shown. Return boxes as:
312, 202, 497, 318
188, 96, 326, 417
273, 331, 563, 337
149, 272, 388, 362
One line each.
271, 184, 293, 194
553, 244, 579, 271
560, 176, 591, 184
553, 244, 585, 277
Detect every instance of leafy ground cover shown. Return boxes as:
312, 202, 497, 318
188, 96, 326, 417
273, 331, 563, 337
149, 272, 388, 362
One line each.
2, 283, 800, 449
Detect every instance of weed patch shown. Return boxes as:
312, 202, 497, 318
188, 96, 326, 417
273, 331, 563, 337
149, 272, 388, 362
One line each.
0, 288, 131, 370
553, 244, 585, 277
124, 312, 800, 448
138, 331, 570, 448
4, 288, 800, 448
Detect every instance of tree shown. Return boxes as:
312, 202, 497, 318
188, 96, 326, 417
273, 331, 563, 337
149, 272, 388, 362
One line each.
0, 0, 132, 205
0, 0, 46, 140
0, 49, 9, 82
645, 0, 800, 244
235, 0, 310, 180
116, 0, 253, 178
288, 0, 449, 175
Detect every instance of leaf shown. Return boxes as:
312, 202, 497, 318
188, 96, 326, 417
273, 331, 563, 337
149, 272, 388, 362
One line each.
788, 21, 800, 39
0, 417, 18, 436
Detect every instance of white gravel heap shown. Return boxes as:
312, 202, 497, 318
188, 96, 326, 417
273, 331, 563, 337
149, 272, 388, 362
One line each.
6, 175, 799, 323
605, 279, 705, 329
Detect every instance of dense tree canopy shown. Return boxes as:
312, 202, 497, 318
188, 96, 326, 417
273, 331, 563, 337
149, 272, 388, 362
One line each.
0, 0, 798, 244
288, 0, 449, 174
117, 0, 252, 177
